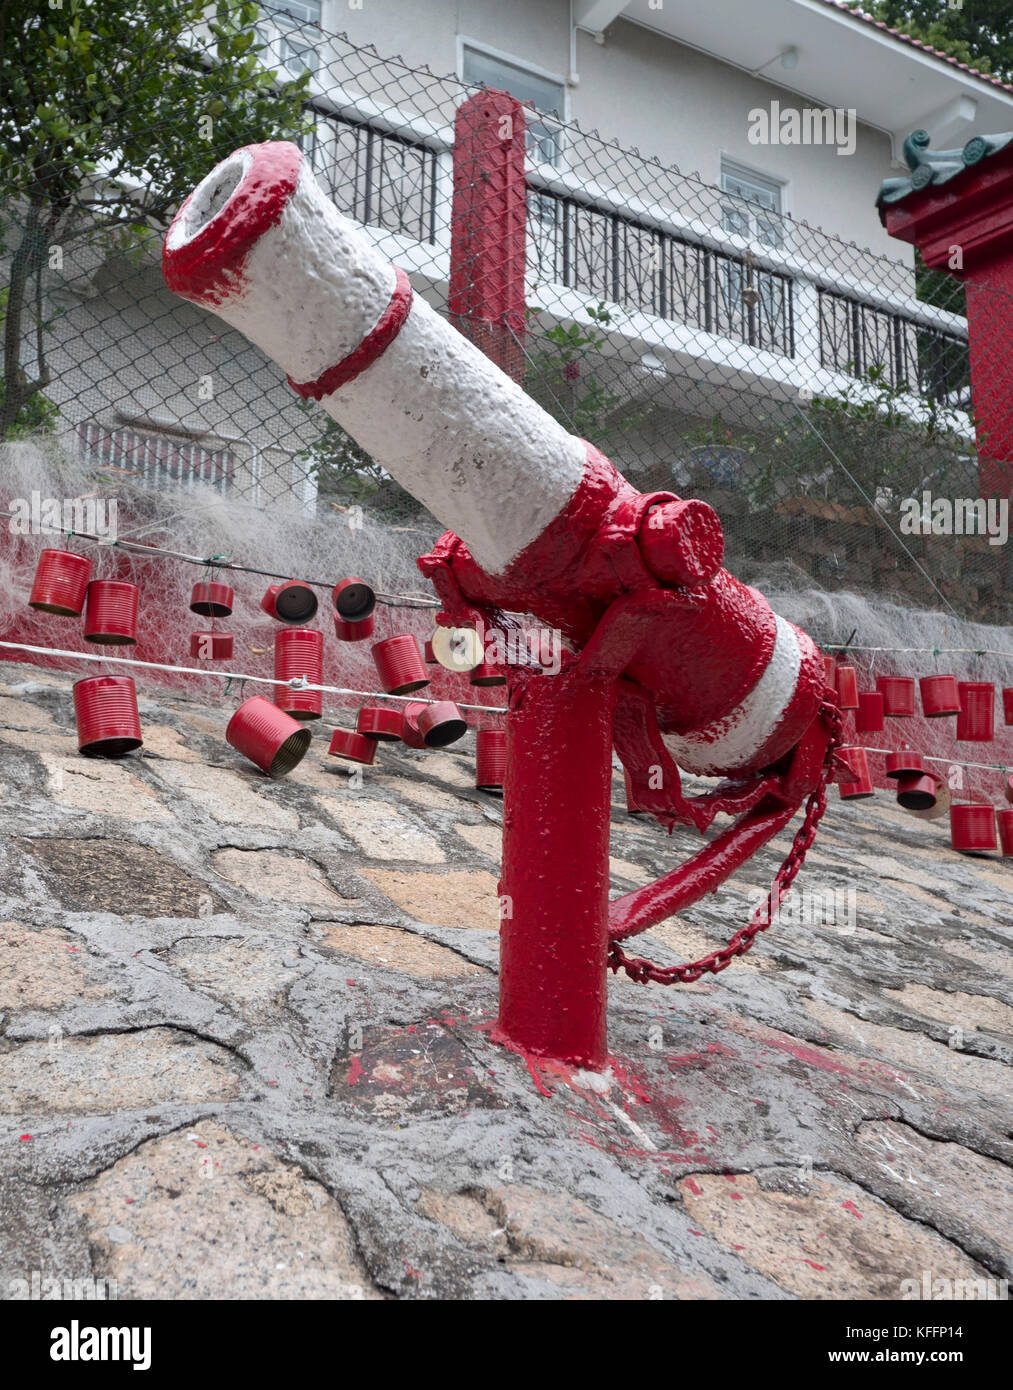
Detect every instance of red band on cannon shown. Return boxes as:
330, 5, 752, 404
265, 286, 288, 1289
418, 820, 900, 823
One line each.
287, 268, 413, 401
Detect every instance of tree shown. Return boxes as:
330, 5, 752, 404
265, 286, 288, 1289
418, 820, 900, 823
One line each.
0, 0, 312, 437
866, 2, 1013, 87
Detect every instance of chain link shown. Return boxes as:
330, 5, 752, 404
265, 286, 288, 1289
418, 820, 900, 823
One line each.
608, 699, 845, 985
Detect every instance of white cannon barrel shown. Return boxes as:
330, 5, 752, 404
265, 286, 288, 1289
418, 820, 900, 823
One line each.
163, 141, 586, 576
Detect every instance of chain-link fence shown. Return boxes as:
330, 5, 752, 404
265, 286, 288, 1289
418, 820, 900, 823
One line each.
3, 4, 1008, 622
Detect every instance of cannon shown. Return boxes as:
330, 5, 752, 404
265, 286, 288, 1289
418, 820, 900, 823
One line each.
163, 142, 842, 1070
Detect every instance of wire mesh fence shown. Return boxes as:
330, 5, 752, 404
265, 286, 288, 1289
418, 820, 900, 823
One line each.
2, 3, 1008, 624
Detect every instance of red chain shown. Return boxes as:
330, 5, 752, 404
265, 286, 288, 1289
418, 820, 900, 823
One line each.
608, 699, 845, 985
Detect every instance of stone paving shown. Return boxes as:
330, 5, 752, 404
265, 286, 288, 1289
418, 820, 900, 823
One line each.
0, 659, 1010, 1300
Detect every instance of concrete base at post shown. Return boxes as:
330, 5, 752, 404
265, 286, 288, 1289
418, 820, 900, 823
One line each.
494, 664, 616, 1071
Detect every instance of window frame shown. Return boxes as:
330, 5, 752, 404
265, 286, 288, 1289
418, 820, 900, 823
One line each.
719, 157, 789, 246
262, 0, 323, 26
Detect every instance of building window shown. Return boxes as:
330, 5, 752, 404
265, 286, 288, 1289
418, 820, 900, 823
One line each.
280, 32, 319, 76
264, 1, 322, 24
720, 160, 784, 247
718, 162, 787, 340
461, 42, 565, 166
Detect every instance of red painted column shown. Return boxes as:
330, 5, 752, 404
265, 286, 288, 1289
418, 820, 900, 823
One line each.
495, 663, 616, 1070
449, 90, 528, 385
880, 145, 1013, 499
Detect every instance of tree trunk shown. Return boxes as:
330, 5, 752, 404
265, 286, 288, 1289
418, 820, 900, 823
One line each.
1, 200, 50, 440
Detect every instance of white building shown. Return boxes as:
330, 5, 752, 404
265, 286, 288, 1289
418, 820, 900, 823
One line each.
43, 0, 1013, 502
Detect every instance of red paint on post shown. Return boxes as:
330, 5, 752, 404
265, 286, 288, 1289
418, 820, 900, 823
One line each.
449, 91, 528, 384
494, 664, 616, 1071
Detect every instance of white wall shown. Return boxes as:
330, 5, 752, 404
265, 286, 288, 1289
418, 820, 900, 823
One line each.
321, 0, 907, 264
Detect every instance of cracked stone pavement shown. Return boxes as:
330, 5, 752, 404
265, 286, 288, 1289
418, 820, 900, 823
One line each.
0, 660, 1010, 1300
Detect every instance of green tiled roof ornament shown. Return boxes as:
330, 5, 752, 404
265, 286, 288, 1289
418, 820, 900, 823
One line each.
876, 128, 1013, 206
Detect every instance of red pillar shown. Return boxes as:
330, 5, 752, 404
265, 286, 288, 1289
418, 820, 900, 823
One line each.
880, 142, 1013, 499
495, 664, 615, 1071
449, 90, 528, 385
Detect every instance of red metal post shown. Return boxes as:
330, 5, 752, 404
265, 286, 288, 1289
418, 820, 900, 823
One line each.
495, 664, 615, 1070
449, 90, 528, 385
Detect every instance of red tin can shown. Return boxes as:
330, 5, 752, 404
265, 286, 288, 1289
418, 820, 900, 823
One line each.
372, 635, 429, 695
885, 749, 924, 779
190, 631, 234, 660
73, 675, 142, 757
476, 728, 506, 791
328, 727, 377, 765
261, 579, 318, 624
417, 700, 467, 748
896, 772, 939, 812
919, 674, 961, 718
189, 581, 234, 617
1002, 688, 1013, 725
822, 654, 836, 689
996, 808, 1013, 857
834, 666, 859, 709
274, 628, 323, 720
29, 548, 92, 616
876, 676, 915, 717
332, 576, 375, 622
333, 612, 375, 642
356, 705, 404, 742
226, 695, 310, 778
83, 580, 139, 645
854, 692, 884, 733
950, 803, 997, 854
837, 746, 874, 799
400, 701, 428, 749
424, 638, 437, 663
469, 660, 506, 687
956, 682, 994, 742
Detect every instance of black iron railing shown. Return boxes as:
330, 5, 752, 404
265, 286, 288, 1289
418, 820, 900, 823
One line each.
306, 105, 439, 245
817, 288, 971, 407
527, 185, 794, 357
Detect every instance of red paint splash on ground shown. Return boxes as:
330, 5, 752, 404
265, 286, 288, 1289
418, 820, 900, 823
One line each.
345, 1056, 365, 1086
524, 1055, 553, 1097
666, 1042, 735, 1070
841, 1200, 863, 1218
752, 1032, 853, 1076
801, 1259, 826, 1270
684, 1178, 702, 1196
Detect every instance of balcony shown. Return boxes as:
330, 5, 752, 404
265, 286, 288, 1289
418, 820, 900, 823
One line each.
292, 84, 970, 430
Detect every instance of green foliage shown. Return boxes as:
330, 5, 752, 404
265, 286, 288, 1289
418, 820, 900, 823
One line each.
865, 1, 1013, 86
0, 0, 312, 438
303, 409, 419, 520
0, 376, 59, 437
0, 0, 311, 216
525, 299, 644, 443
741, 365, 977, 510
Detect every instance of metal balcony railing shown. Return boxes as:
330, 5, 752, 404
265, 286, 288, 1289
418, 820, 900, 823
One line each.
306, 105, 439, 246
294, 101, 970, 411
817, 288, 972, 409
526, 185, 795, 359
